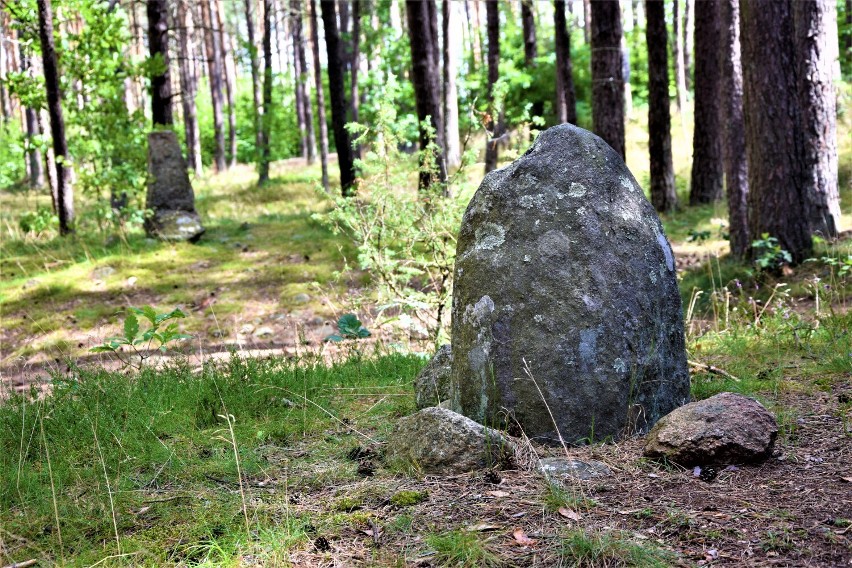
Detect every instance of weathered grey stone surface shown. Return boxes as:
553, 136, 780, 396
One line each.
414, 345, 453, 409
384, 407, 514, 474
145, 131, 204, 241
450, 124, 689, 445
643, 392, 778, 466
538, 457, 612, 481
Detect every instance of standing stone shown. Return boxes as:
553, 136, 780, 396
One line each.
450, 124, 689, 445
145, 131, 205, 241
414, 344, 453, 409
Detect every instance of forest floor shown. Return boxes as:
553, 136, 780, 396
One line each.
2, 114, 852, 566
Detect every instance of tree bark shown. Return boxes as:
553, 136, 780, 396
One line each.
292, 4, 308, 160
349, 0, 361, 160
19, 45, 44, 188
521, 0, 537, 67
201, 0, 226, 172
720, 0, 748, 257
244, 0, 264, 166
310, 0, 330, 191
740, 0, 812, 263
483, 0, 501, 174
293, 0, 317, 164
442, 0, 461, 169
147, 0, 172, 126
178, 0, 203, 173
683, 0, 692, 90
645, 0, 677, 212
554, 0, 577, 124
259, 0, 273, 184
582, 0, 592, 43
590, 0, 625, 159
689, 0, 723, 205
0, 18, 10, 123
37, 0, 73, 234
407, 0, 447, 188
215, 0, 238, 167
321, 0, 355, 195
795, 0, 841, 237
672, 0, 687, 112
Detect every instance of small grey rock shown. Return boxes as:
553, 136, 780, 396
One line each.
538, 457, 612, 482
146, 210, 205, 242
293, 293, 311, 304
385, 407, 515, 475
91, 266, 116, 280
414, 345, 453, 410
643, 392, 778, 466
253, 326, 274, 338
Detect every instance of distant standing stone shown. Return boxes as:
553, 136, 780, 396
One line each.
145, 131, 205, 242
644, 392, 778, 466
450, 124, 689, 445
414, 344, 453, 409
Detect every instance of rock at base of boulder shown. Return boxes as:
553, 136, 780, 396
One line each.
643, 392, 778, 466
384, 407, 515, 475
414, 345, 453, 410
538, 457, 612, 482
145, 210, 205, 242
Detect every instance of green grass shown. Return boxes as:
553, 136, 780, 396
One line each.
426, 529, 501, 568
557, 528, 674, 568
0, 352, 423, 565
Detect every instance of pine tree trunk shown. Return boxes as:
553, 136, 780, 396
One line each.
582, 0, 592, 43
37, 0, 73, 234
689, 0, 723, 205
795, 0, 841, 237
470, 0, 483, 71
20, 46, 44, 188
292, 5, 308, 161
590, 0, 625, 159
442, 0, 461, 169
521, 0, 537, 66
740, 0, 812, 263
201, 0, 226, 172
631, 0, 640, 29
244, 0, 264, 166
720, 0, 748, 258
310, 0, 330, 190
148, 0, 172, 126
321, 0, 355, 195
293, 0, 317, 164
645, 0, 677, 212
554, 0, 577, 125
259, 0, 273, 184
178, 0, 203, 174
483, 0, 501, 174
683, 0, 692, 90
0, 18, 10, 123
349, 0, 361, 160
672, 0, 687, 112
407, 0, 447, 188
216, 0, 238, 167
38, 108, 58, 206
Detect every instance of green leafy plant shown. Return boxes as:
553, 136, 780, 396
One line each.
326, 314, 371, 342
18, 207, 59, 237
752, 234, 793, 272
686, 229, 712, 243
90, 306, 191, 369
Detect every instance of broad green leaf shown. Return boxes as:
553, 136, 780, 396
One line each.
124, 313, 139, 342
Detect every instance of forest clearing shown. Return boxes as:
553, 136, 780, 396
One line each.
3, 0, 852, 566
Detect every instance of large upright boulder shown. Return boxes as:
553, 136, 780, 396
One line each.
450, 124, 689, 445
145, 131, 204, 242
